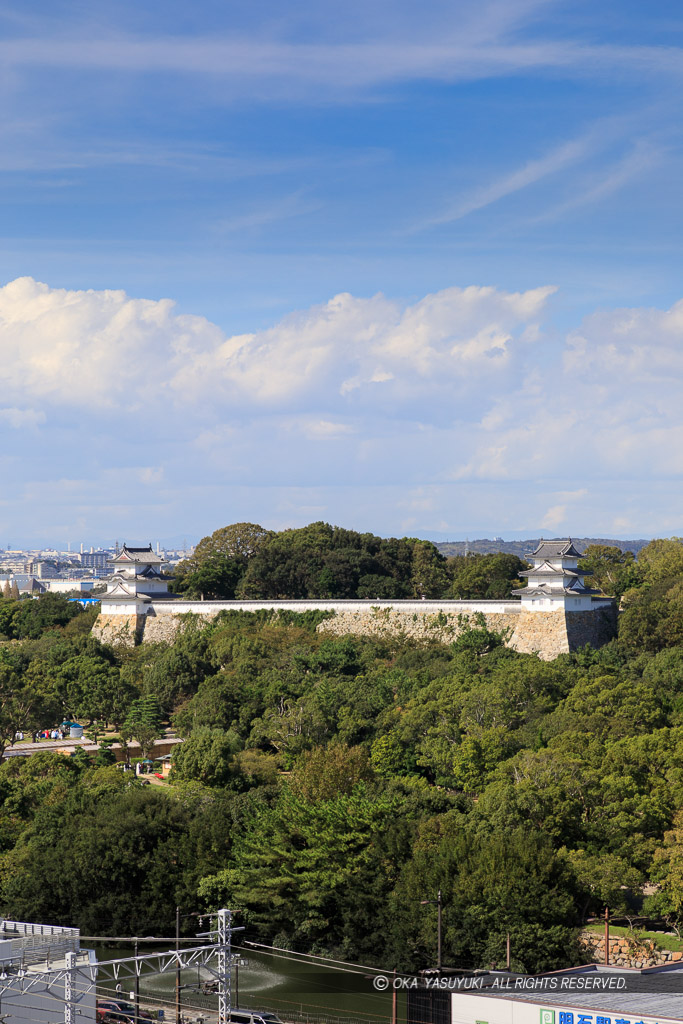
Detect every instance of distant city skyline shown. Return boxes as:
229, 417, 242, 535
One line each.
1, 1, 682, 540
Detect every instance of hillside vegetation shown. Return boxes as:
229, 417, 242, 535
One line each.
1, 528, 683, 973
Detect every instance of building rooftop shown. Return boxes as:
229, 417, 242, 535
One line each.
0, 918, 79, 968
109, 544, 166, 566
460, 965, 683, 1023
520, 562, 592, 578
531, 539, 585, 560
514, 583, 601, 597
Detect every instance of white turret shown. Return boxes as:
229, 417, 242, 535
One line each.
101, 544, 170, 607
515, 539, 599, 612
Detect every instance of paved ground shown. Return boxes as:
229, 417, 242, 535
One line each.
3, 735, 184, 759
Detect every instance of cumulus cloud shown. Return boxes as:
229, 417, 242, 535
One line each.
446, 296, 683, 489
8, 275, 683, 541
171, 284, 556, 413
0, 277, 553, 416
0, 276, 223, 408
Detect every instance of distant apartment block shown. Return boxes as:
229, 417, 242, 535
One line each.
79, 551, 111, 576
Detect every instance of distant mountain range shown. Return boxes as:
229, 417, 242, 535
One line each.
435, 537, 650, 558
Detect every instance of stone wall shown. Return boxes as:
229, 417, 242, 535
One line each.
566, 604, 619, 650
91, 601, 617, 660
581, 930, 683, 968
140, 609, 217, 645
317, 606, 521, 645
91, 612, 145, 648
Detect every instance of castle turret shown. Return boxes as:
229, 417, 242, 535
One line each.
101, 544, 171, 606
515, 538, 600, 611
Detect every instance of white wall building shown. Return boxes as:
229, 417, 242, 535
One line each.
451, 978, 683, 1024
515, 540, 601, 612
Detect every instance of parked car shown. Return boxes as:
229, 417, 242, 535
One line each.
100, 1011, 155, 1024
96, 998, 155, 1023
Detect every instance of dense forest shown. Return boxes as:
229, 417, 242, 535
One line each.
2, 529, 683, 974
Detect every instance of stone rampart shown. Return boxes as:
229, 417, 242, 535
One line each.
316, 606, 521, 645
91, 597, 618, 659
581, 930, 683, 968
91, 612, 145, 648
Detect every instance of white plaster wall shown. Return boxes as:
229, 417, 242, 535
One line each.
100, 600, 143, 615
139, 598, 523, 616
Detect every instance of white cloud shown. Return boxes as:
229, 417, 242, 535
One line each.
176, 283, 554, 409
10, 274, 683, 541
0, 277, 552, 416
541, 504, 568, 531
417, 134, 593, 228
0, 407, 45, 429
294, 419, 355, 440
0, 276, 224, 408
2, 31, 683, 101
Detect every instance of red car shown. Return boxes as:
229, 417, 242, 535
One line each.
96, 998, 155, 1023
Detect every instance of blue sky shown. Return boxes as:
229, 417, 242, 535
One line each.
1, 0, 683, 546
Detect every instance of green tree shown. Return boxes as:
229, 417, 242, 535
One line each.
175, 523, 272, 597
449, 553, 528, 599
638, 538, 683, 583
388, 824, 582, 972
237, 522, 428, 599
2, 783, 230, 936
198, 786, 400, 950
646, 810, 683, 936
0, 664, 59, 759
124, 696, 163, 758
170, 728, 243, 787
452, 612, 510, 656
568, 849, 643, 920
578, 545, 641, 599
10, 592, 85, 640
409, 541, 450, 598
289, 743, 374, 801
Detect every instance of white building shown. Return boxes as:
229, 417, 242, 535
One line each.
515, 540, 601, 612
451, 976, 683, 1024
0, 918, 96, 1023
45, 580, 98, 593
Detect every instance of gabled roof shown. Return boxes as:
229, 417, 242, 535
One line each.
515, 580, 601, 597
108, 544, 165, 566
531, 538, 584, 560
103, 580, 151, 602
519, 561, 592, 579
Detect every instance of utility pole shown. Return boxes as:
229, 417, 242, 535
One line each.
217, 908, 231, 1024
605, 907, 610, 966
506, 933, 511, 970
134, 937, 140, 1023
437, 889, 442, 971
64, 950, 76, 1024
176, 906, 181, 1024
420, 890, 443, 970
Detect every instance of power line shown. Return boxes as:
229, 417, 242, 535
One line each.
0, 908, 239, 1024
244, 940, 392, 976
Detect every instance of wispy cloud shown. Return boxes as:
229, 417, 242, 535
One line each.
412, 132, 595, 231
1, 34, 683, 101
213, 191, 322, 234
527, 141, 663, 225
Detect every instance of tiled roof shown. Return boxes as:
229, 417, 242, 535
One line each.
520, 562, 592, 578
109, 544, 165, 565
531, 539, 584, 559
